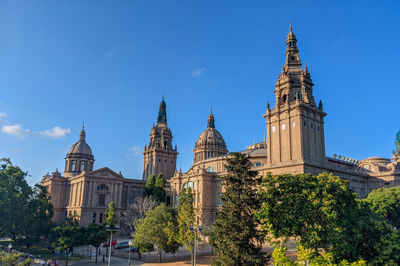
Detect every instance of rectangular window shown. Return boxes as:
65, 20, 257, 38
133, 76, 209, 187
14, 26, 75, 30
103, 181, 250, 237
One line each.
92, 212, 96, 223
71, 161, 76, 171
99, 213, 103, 224
80, 161, 86, 171
98, 194, 105, 206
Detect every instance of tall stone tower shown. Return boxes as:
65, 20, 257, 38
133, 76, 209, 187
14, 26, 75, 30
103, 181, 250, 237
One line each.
142, 97, 178, 181
264, 25, 326, 166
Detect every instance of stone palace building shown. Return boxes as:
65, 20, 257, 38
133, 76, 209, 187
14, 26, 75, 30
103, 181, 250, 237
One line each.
42, 26, 400, 227
41, 127, 145, 226
166, 26, 400, 227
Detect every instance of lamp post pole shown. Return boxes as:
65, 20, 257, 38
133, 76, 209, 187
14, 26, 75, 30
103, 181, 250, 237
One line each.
106, 225, 119, 266
128, 240, 133, 266
190, 225, 203, 266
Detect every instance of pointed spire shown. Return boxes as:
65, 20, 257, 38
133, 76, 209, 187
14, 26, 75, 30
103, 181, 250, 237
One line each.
207, 108, 215, 128
79, 124, 86, 141
304, 64, 308, 73
289, 19, 292, 32
267, 101, 270, 110
157, 97, 167, 124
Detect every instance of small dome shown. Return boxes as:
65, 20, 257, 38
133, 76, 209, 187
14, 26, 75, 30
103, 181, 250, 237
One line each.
67, 126, 93, 156
195, 127, 227, 149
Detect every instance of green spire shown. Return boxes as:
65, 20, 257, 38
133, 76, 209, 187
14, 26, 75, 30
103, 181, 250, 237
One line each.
157, 97, 167, 124
207, 108, 215, 128
396, 130, 400, 155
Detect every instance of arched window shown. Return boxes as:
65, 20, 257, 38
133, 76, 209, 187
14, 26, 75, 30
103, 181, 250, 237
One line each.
97, 184, 109, 191
208, 166, 215, 173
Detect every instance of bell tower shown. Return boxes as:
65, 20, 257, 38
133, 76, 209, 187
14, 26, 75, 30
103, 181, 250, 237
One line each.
142, 97, 178, 181
264, 25, 326, 166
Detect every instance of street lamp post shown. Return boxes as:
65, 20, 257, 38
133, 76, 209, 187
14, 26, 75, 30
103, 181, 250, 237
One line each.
105, 224, 119, 266
190, 225, 203, 266
128, 240, 133, 266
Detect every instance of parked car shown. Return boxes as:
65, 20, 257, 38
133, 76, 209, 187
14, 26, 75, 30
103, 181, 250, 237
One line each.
102, 240, 117, 247
114, 241, 129, 249
126, 246, 139, 252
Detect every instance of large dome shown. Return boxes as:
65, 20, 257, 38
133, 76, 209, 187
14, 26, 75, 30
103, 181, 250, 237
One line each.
67, 127, 93, 156
193, 110, 228, 163
195, 127, 226, 149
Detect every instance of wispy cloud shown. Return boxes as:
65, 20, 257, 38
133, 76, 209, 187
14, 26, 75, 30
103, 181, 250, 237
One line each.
2, 124, 25, 135
38, 127, 71, 138
105, 44, 120, 60
0, 112, 9, 123
192, 67, 207, 77
0, 111, 70, 139
128, 146, 142, 156
1, 124, 70, 138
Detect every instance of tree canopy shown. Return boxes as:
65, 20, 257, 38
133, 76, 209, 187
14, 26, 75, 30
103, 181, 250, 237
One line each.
176, 187, 195, 255
144, 175, 156, 197
105, 201, 118, 227
133, 203, 180, 262
210, 153, 269, 265
364, 186, 400, 229
0, 158, 54, 247
256, 173, 400, 264
153, 173, 166, 203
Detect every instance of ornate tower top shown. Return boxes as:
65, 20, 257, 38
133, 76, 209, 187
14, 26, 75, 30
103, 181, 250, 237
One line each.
157, 97, 167, 124
207, 108, 215, 128
395, 130, 400, 155
272, 24, 316, 107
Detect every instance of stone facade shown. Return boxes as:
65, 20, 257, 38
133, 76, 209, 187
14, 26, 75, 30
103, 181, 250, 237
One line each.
41, 127, 145, 226
167, 26, 400, 228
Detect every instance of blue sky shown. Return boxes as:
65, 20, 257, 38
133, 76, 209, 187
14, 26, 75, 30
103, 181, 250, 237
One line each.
0, 1, 399, 185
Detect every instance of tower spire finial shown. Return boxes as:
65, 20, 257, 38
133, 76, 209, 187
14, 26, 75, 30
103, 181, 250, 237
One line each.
79, 124, 86, 141
289, 19, 292, 32
157, 97, 167, 124
207, 108, 215, 128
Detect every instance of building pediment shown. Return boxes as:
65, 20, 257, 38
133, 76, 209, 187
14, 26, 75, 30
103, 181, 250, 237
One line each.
86, 167, 123, 179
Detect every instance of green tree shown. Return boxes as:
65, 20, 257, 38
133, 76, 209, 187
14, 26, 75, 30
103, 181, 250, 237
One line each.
209, 153, 269, 266
85, 223, 108, 263
0, 251, 32, 266
176, 187, 195, 260
364, 186, 400, 229
0, 158, 32, 240
144, 175, 156, 197
0, 158, 54, 247
51, 224, 85, 266
353, 202, 400, 265
105, 201, 118, 227
153, 173, 166, 203
256, 173, 400, 264
133, 203, 180, 262
256, 173, 359, 260
22, 184, 54, 247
